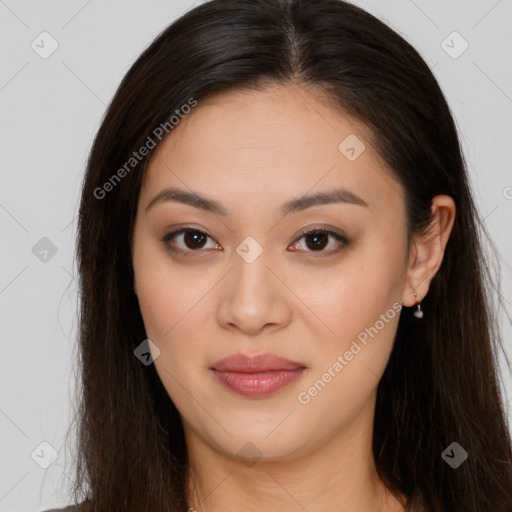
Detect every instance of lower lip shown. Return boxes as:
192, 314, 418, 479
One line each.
211, 368, 306, 398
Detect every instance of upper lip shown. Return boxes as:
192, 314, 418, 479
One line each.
211, 353, 306, 373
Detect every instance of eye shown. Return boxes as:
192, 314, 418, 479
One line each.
162, 225, 349, 255
162, 228, 219, 253
289, 225, 349, 254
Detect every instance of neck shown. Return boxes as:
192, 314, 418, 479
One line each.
184, 395, 406, 512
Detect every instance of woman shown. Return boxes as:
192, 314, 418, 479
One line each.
46, 0, 512, 510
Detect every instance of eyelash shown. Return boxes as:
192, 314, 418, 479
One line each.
161, 225, 349, 257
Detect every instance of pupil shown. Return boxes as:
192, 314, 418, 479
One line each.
185, 231, 206, 249
306, 232, 327, 251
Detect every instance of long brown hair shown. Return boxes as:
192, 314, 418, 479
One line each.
69, 0, 512, 510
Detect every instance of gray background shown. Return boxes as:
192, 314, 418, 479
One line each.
0, 0, 511, 510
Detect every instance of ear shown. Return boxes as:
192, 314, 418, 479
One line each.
402, 195, 456, 306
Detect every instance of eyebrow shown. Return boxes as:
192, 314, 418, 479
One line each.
145, 186, 368, 216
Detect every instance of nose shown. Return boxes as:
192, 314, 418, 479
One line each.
216, 249, 293, 336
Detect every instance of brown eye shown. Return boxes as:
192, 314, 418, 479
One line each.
290, 227, 349, 254
163, 228, 218, 253
304, 231, 329, 251
182, 230, 208, 249
161, 225, 349, 256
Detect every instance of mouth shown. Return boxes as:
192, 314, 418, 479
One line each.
210, 352, 307, 398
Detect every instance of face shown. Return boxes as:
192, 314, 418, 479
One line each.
132, 83, 410, 464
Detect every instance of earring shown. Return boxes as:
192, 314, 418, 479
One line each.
413, 290, 423, 319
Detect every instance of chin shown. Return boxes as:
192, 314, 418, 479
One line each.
202, 421, 306, 462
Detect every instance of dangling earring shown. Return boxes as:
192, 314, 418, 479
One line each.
413, 290, 423, 319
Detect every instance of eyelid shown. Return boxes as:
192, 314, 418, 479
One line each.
161, 224, 349, 255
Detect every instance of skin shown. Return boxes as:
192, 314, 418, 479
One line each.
131, 83, 456, 512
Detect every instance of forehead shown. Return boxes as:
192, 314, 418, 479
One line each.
141, 84, 404, 218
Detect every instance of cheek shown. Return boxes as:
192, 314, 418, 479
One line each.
134, 261, 211, 409
133, 244, 215, 375
299, 238, 405, 383
136, 268, 205, 348
300, 245, 403, 335
133, 228, 193, 337
295, 270, 403, 427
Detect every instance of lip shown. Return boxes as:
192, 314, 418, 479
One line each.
211, 353, 306, 372
210, 353, 307, 398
